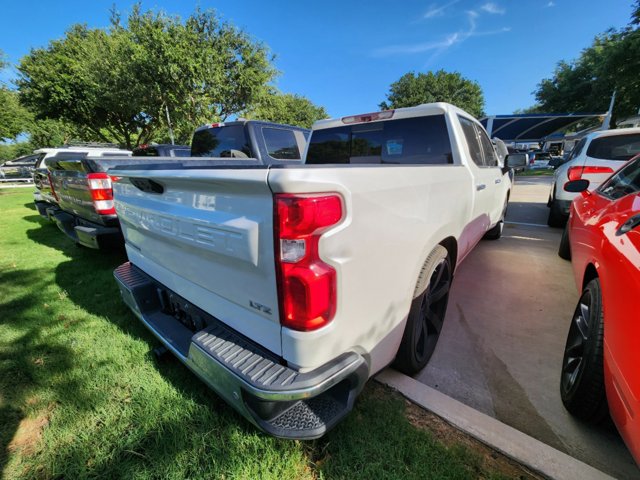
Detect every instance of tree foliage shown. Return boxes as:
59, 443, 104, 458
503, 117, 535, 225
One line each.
0, 50, 31, 141
17, 6, 277, 148
244, 90, 328, 128
379, 70, 485, 118
0, 89, 31, 141
533, 3, 640, 123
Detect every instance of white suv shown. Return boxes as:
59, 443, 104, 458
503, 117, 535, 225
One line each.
547, 128, 640, 226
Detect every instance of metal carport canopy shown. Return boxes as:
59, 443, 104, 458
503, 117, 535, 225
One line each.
480, 113, 605, 142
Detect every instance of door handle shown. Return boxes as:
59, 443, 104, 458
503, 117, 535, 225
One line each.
476, 184, 486, 191
495, 178, 502, 184
616, 214, 640, 236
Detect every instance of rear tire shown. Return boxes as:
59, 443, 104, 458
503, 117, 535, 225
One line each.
484, 194, 509, 240
394, 246, 452, 375
560, 278, 608, 423
558, 225, 571, 260
547, 200, 566, 228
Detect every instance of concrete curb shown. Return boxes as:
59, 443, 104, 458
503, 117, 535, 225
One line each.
376, 369, 613, 480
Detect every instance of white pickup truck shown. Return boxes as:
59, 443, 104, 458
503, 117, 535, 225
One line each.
111, 103, 523, 439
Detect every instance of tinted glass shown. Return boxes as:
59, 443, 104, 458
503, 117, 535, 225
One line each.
599, 158, 640, 200
458, 116, 483, 166
306, 115, 452, 165
306, 127, 350, 164
586, 134, 640, 161
191, 125, 251, 158
133, 146, 159, 156
478, 129, 498, 167
45, 152, 88, 170
172, 148, 191, 157
262, 127, 301, 160
567, 138, 587, 161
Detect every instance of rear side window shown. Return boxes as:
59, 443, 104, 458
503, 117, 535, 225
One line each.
587, 134, 640, 161
599, 158, 640, 200
262, 127, 301, 160
459, 116, 484, 166
191, 125, 251, 158
567, 138, 587, 161
306, 115, 452, 165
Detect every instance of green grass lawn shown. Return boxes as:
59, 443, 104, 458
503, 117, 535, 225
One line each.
515, 169, 554, 176
0, 189, 517, 480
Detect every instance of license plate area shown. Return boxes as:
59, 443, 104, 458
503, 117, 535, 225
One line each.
157, 288, 209, 332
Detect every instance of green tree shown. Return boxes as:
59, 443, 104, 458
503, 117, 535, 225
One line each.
0, 50, 31, 141
17, 7, 277, 149
379, 70, 485, 118
0, 89, 31, 141
533, 4, 640, 123
244, 90, 328, 128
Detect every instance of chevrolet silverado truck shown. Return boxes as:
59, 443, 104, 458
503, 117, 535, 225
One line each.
39, 121, 309, 248
111, 103, 523, 439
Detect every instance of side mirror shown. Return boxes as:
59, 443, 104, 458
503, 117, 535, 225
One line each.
505, 153, 527, 168
564, 179, 590, 193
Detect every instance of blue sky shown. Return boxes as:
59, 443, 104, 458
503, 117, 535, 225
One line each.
0, 0, 633, 118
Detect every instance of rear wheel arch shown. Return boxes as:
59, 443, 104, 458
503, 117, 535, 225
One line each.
582, 264, 599, 291
395, 244, 453, 374
439, 237, 458, 273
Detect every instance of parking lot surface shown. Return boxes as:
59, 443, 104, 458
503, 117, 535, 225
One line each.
414, 175, 639, 479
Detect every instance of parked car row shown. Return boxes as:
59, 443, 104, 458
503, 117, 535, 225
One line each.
0, 154, 40, 181
31, 103, 526, 440
556, 152, 640, 465
32, 121, 310, 248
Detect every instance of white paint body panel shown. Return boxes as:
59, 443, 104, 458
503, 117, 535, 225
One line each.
112, 103, 510, 376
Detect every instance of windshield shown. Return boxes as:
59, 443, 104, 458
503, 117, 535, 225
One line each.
191, 125, 251, 158
587, 134, 640, 161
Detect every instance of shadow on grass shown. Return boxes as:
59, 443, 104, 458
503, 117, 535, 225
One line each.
6, 213, 494, 479
0, 268, 111, 474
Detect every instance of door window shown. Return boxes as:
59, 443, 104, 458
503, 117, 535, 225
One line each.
599, 158, 640, 200
458, 116, 484, 166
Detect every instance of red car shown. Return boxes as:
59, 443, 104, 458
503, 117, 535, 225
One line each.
558, 153, 640, 465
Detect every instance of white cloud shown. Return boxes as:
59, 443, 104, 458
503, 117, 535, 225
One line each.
546, 1, 556, 7
373, 10, 509, 57
480, 2, 506, 14
423, 0, 460, 19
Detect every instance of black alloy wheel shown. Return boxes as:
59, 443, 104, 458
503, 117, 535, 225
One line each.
560, 278, 608, 422
395, 247, 452, 375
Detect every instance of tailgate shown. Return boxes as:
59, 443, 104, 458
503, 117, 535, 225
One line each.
50, 160, 108, 224
112, 168, 282, 355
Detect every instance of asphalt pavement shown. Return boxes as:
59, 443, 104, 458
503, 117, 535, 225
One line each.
413, 174, 639, 479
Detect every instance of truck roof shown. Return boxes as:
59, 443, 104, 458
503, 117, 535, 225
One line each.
194, 120, 310, 133
312, 102, 474, 131
34, 147, 130, 155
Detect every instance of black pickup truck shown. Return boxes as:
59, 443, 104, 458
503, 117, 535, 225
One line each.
40, 121, 310, 249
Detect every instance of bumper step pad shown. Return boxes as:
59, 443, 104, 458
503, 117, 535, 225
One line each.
114, 261, 367, 439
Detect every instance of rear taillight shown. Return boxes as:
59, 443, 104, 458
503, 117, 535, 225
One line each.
567, 165, 614, 181
87, 173, 115, 215
274, 194, 343, 332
